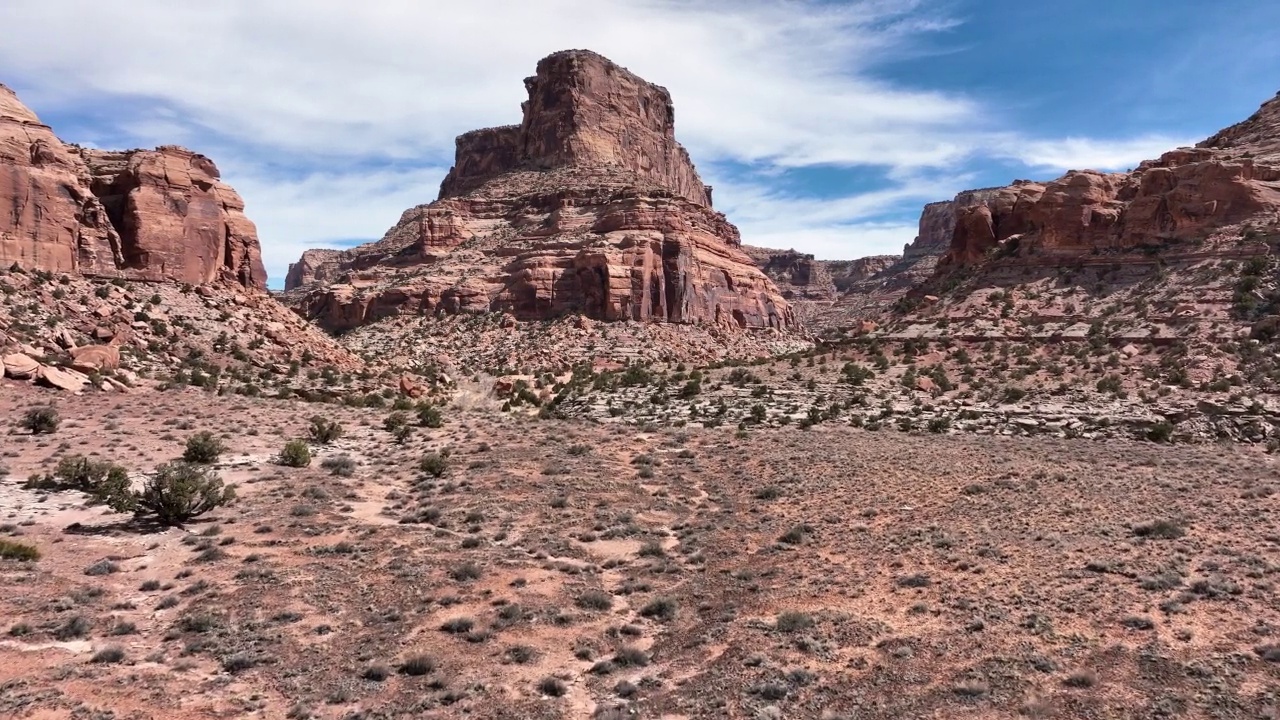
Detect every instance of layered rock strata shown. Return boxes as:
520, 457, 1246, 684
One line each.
286, 50, 794, 333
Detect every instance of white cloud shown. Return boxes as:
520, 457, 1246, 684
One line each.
1007, 135, 1194, 172
0, 0, 980, 170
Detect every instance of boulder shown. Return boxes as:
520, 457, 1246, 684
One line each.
399, 374, 427, 398
37, 365, 89, 392
3, 353, 39, 379
70, 344, 121, 373
916, 376, 939, 394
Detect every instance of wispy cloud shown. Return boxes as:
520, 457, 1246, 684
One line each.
1005, 134, 1194, 172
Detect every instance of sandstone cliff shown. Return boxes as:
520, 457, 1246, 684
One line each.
286, 51, 794, 333
741, 247, 837, 300
0, 83, 265, 289
941, 92, 1280, 268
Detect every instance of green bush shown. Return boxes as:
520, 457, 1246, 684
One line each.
113, 462, 235, 526
27, 455, 130, 506
278, 440, 312, 467
182, 431, 227, 464
307, 416, 343, 444
21, 406, 60, 434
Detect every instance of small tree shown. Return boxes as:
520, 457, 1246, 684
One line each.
21, 406, 60, 434
279, 440, 312, 467
308, 416, 343, 444
110, 462, 235, 526
182, 431, 227, 464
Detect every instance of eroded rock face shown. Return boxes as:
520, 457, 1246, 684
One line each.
742, 247, 836, 300
942, 92, 1280, 267
287, 51, 794, 333
0, 83, 266, 289
438, 50, 713, 207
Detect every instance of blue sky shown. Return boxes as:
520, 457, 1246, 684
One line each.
2, 0, 1277, 288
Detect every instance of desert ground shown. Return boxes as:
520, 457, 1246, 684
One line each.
3, 383, 1278, 719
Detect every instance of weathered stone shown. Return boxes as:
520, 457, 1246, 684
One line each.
399, 374, 427, 399
0, 83, 266, 289
3, 352, 39, 379
70, 344, 121, 373
941, 92, 1280, 267
284, 51, 795, 334
36, 365, 88, 392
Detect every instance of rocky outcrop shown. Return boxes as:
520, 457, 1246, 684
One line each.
285, 248, 347, 291
827, 255, 898, 292
287, 51, 794, 333
0, 83, 266, 289
438, 50, 713, 207
942, 91, 1280, 268
742, 247, 836, 300
1199, 90, 1280, 162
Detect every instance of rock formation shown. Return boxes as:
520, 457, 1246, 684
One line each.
942, 92, 1280, 267
741, 247, 837, 300
286, 50, 794, 333
0, 83, 266, 289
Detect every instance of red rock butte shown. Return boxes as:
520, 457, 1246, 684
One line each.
285, 50, 796, 332
0, 83, 266, 289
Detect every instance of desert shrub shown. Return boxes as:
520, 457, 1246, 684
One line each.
0, 540, 39, 561
54, 615, 91, 640
538, 677, 568, 697
778, 524, 813, 545
417, 403, 444, 428
84, 559, 119, 576
278, 440, 312, 467
182, 431, 227, 464
896, 573, 932, 588
1132, 519, 1186, 540
420, 452, 449, 477
613, 646, 649, 667
307, 416, 343, 444
90, 645, 126, 664
1146, 421, 1174, 443
449, 561, 481, 581
320, 455, 356, 477
575, 589, 614, 611
383, 412, 408, 432
754, 485, 782, 500
28, 456, 131, 507
110, 462, 235, 526
506, 644, 538, 664
638, 597, 677, 622
21, 406, 60, 434
397, 654, 437, 676
775, 610, 814, 633
361, 664, 391, 681
440, 617, 475, 634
